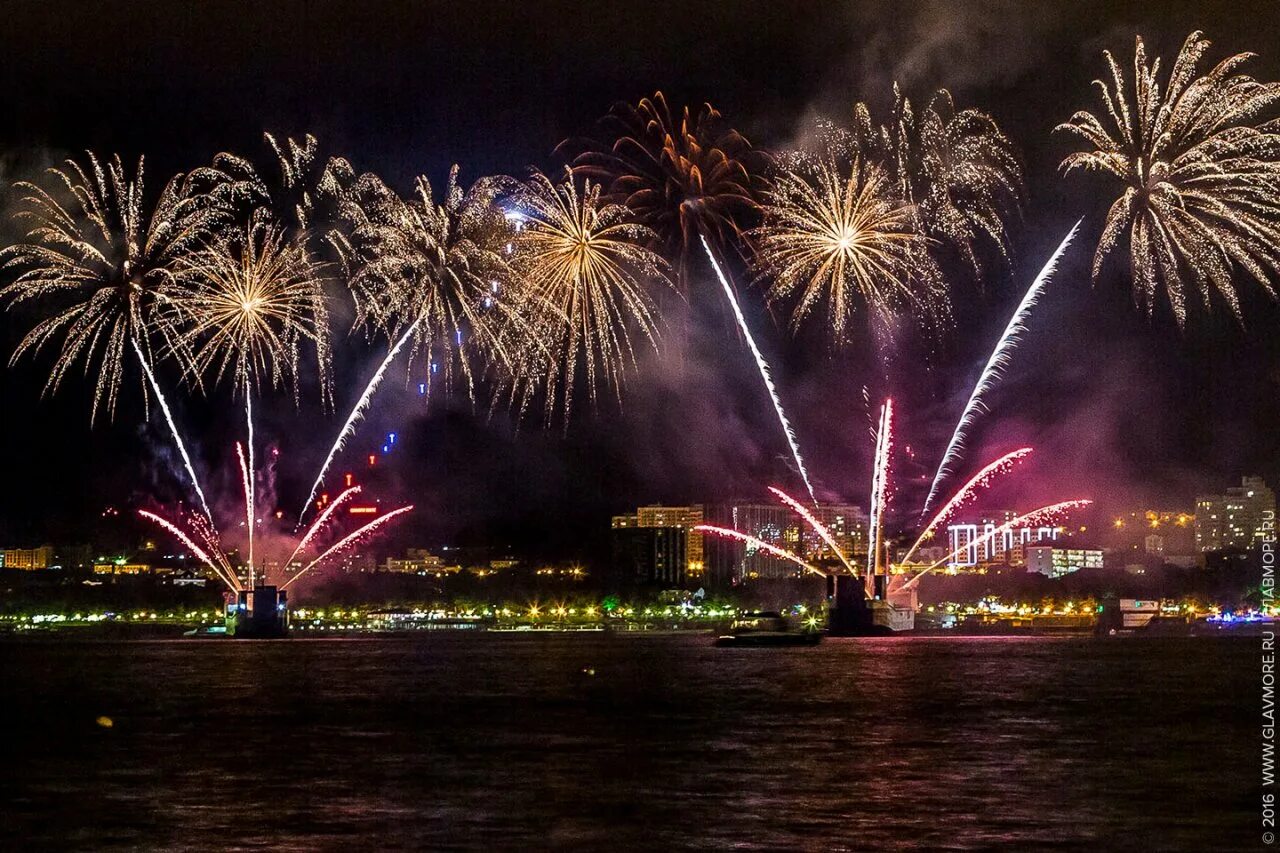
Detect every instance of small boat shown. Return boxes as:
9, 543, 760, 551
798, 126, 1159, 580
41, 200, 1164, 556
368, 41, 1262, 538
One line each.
714, 611, 822, 647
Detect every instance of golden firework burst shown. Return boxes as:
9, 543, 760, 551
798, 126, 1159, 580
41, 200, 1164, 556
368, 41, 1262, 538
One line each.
1058, 30, 1280, 323
168, 223, 330, 400
332, 166, 526, 402
507, 169, 671, 421
800, 87, 1024, 283
752, 158, 943, 341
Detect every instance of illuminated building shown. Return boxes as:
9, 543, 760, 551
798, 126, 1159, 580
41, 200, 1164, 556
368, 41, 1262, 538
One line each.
610, 526, 686, 587
947, 514, 1057, 569
1195, 476, 1276, 552
1026, 545, 1104, 578
614, 505, 706, 579
384, 548, 457, 575
1, 545, 56, 570
93, 561, 152, 575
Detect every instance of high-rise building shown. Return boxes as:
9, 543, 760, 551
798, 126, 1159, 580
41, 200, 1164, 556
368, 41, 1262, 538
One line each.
699, 502, 867, 583
613, 505, 706, 580
636, 505, 705, 579
610, 526, 686, 587
1195, 476, 1276, 552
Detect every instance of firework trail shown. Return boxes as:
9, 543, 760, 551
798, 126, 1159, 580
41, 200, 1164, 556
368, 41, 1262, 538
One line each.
236, 441, 254, 576
283, 504, 414, 589
920, 220, 1080, 518
137, 510, 240, 592
188, 510, 236, 581
244, 386, 256, 576
131, 338, 212, 522
287, 485, 361, 567
902, 499, 1093, 589
700, 234, 816, 505
299, 319, 418, 525
694, 525, 823, 576
902, 447, 1033, 564
865, 399, 894, 578
768, 486, 856, 574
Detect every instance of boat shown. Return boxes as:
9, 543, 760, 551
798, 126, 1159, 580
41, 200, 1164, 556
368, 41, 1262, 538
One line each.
714, 612, 822, 647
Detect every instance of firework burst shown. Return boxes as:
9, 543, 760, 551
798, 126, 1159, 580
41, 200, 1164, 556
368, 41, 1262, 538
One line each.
752, 157, 944, 340
200, 133, 361, 244
506, 169, 671, 422
832, 87, 1024, 280
168, 222, 330, 402
563, 91, 767, 280
0, 153, 224, 422
1058, 31, 1280, 323
335, 166, 523, 399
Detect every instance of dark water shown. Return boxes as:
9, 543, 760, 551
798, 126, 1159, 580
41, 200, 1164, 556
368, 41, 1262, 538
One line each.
0, 634, 1260, 851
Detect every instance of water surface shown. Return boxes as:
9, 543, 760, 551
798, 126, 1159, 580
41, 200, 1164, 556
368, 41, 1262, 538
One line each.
0, 635, 1258, 850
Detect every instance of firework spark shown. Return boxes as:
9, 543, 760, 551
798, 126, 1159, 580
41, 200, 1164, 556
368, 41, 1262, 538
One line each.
132, 338, 213, 521
752, 157, 943, 339
701, 235, 816, 504
694, 525, 823, 577
0, 153, 223, 422
902, 447, 1033, 565
236, 441, 255, 576
921, 221, 1080, 517
509, 169, 670, 422
139, 451, 410, 592
1058, 31, 1280, 324
282, 504, 415, 590
768, 487, 856, 574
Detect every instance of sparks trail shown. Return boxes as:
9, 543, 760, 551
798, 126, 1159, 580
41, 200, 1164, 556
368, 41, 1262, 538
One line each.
921, 221, 1080, 518
300, 320, 418, 525
865, 399, 894, 578
700, 234, 816, 505
288, 486, 361, 567
901, 499, 1094, 590
695, 524, 823, 577
137, 509, 240, 592
284, 504, 415, 590
902, 447, 1033, 565
768, 487, 855, 574
139, 449, 411, 592
235, 441, 255, 579
132, 338, 212, 522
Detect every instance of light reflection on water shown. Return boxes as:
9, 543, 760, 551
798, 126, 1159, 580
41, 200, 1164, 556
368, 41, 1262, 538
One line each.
0, 635, 1257, 850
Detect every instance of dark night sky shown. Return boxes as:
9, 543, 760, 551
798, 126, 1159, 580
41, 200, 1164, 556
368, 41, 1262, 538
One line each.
1, 0, 1278, 561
